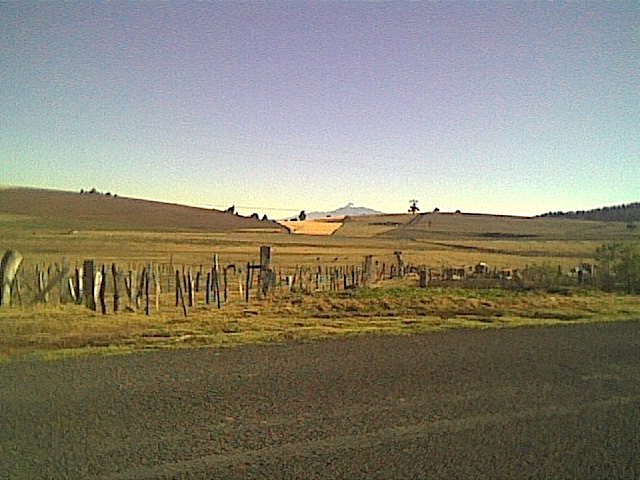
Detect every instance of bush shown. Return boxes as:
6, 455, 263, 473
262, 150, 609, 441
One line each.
596, 242, 640, 293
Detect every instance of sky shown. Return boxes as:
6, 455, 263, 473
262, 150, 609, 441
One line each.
1, 1, 638, 218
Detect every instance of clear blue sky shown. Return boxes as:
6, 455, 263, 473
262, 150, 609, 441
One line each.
2, 1, 638, 218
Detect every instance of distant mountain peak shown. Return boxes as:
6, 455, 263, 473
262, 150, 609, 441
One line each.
306, 203, 383, 219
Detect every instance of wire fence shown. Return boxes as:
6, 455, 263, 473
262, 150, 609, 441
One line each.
0, 247, 604, 316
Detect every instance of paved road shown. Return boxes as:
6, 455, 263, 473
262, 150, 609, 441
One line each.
2, 322, 640, 479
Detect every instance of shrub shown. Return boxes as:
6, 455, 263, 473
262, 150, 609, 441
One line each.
596, 242, 640, 293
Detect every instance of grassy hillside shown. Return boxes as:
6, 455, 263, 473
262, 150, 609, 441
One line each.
383, 212, 636, 241
332, 213, 417, 237
1, 189, 637, 272
0, 187, 286, 233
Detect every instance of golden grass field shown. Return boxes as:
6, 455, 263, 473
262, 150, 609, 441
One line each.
279, 217, 345, 235
1, 187, 639, 363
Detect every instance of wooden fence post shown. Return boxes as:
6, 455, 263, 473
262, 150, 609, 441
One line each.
394, 251, 405, 278
245, 262, 252, 302
74, 267, 82, 304
187, 269, 194, 307
136, 268, 145, 310
154, 265, 161, 312
99, 264, 108, 314
13, 273, 22, 306
59, 259, 69, 303
363, 255, 374, 288
419, 268, 429, 288
129, 270, 137, 310
205, 272, 212, 304
0, 251, 23, 307
175, 270, 181, 306
145, 264, 151, 315
112, 264, 120, 313
36, 266, 46, 303
212, 254, 221, 308
68, 277, 77, 303
83, 260, 96, 310
260, 246, 274, 297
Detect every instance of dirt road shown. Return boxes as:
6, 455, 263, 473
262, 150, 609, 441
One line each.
2, 322, 639, 479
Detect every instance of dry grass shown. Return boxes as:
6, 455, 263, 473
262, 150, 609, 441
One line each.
2, 188, 639, 364
2, 189, 635, 271
0, 187, 285, 233
387, 212, 634, 241
279, 217, 345, 235
333, 213, 417, 237
1, 283, 638, 364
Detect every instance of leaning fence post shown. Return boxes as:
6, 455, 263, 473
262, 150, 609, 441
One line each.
13, 274, 22, 306
154, 265, 161, 312
394, 251, 405, 278
0, 250, 23, 307
187, 269, 194, 307
137, 267, 146, 310
245, 262, 251, 302
176, 268, 188, 317
212, 254, 222, 308
175, 270, 181, 307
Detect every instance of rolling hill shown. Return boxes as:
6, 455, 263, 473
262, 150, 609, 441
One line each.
329, 211, 638, 242
383, 211, 635, 241
0, 187, 287, 233
538, 202, 640, 222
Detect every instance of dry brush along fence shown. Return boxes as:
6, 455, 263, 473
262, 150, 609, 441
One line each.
0, 248, 605, 316
0, 248, 421, 316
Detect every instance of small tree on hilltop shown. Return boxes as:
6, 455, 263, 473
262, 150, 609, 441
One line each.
408, 199, 420, 214
298, 210, 307, 221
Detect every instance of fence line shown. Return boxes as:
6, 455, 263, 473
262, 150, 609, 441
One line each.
0, 247, 600, 315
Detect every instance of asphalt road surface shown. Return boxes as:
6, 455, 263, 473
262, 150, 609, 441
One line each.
2, 322, 640, 479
